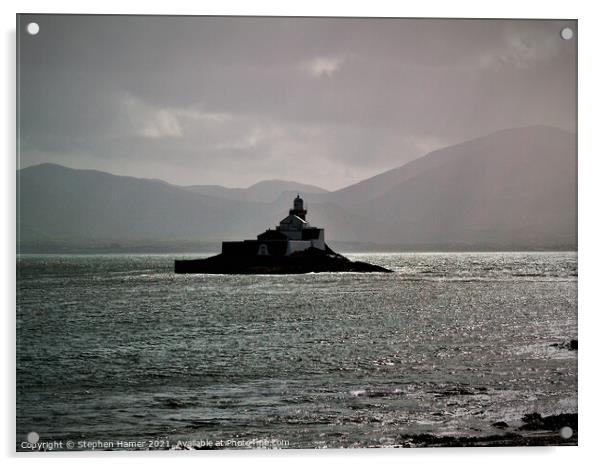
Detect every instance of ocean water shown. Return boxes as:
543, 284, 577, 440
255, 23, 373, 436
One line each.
16, 252, 577, 450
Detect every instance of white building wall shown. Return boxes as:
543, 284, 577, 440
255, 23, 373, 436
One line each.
307, 229, 325, 250
278, 214, 306, 240
286, 241, 312, 255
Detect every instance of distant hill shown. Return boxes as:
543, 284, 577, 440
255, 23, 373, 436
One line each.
320, 126, 577, 248
184, 179, 328, 203
17, 164, 274, 244
17, 126, 576, 252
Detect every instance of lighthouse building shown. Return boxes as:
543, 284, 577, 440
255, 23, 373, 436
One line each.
221, 195, 325, 257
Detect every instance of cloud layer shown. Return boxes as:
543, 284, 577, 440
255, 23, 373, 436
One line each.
18, 16, 576, 189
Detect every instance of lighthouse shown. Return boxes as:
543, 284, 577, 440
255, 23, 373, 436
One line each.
220, 195, 325, 257
290, 194, 307, 221
272, 195, 325, 252
176, 189, 390, 272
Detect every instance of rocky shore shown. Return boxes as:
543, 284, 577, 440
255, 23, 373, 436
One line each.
391, 412, 578, 448
174, 246, 392, 274
170, 412, 577, 449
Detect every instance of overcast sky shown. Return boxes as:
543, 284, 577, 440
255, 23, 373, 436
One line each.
18, 15, 576, 190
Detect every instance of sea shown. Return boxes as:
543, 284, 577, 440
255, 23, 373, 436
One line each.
16, 252, 577, 450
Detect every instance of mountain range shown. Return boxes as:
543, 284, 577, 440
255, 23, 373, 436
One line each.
17, 126, 576, 252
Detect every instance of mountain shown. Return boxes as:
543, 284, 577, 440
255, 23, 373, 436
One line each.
17, 126, 576, 251
184, 179, 328, 203
323, 126, 577, 248
17, 164, 274, 244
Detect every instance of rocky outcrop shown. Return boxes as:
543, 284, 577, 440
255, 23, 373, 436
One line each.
519, 412, 577, 432
174, 245, 392, 274
550, 339, 578, 351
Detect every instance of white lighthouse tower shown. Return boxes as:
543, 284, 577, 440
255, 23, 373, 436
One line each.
275, 195, 325, 252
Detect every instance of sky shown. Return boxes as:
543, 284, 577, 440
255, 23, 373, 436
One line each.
17, 15, 576, 190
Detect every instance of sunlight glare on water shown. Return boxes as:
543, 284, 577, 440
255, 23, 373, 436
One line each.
16, 252, 577, 449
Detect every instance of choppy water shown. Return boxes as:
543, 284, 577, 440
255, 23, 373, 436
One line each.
16, 252, 577, 450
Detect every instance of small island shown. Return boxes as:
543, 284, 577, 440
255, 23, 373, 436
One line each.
174, 195, 392, 274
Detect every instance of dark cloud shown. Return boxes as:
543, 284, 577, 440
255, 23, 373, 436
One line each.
18, 15, 576, 189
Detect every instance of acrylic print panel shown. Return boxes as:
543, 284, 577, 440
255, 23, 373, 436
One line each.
16, 15, 577, 451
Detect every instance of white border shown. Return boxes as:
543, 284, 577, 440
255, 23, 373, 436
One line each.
3, 1, 600, 465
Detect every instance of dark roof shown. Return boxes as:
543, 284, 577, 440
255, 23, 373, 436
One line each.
257, 229, 288, 241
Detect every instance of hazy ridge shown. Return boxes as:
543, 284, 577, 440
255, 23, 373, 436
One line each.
17, 126, 576, 252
